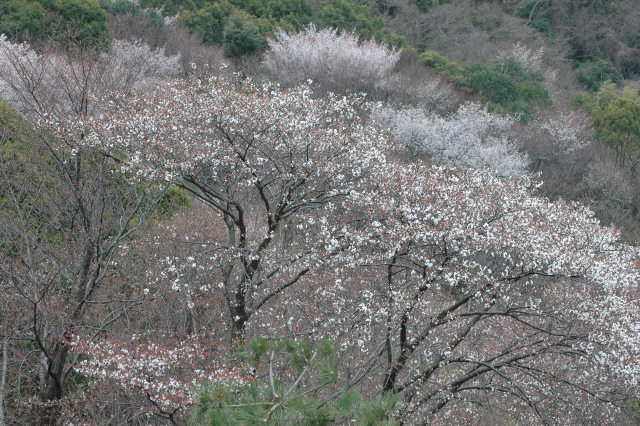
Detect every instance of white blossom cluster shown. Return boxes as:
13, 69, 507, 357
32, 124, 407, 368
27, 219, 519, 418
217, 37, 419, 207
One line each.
47, 73, 640, 424
499, 42, 557, 88
263, 24, 400, 90
73, 336, 245, 413
107, 39, 181, 88
536, 109, 591, 153
0, 35, 180, 118
373, 103, 529, 176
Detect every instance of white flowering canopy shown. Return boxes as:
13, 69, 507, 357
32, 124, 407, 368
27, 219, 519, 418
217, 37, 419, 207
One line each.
263, 24, 400, 90
49, 73, 640, 424
373, 103, 529, 176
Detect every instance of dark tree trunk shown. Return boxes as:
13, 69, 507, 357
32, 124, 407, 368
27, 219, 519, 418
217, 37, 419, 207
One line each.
40, 346, 69, 426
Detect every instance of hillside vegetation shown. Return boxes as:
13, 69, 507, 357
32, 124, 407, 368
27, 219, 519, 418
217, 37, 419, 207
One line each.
1, 1, 640, 425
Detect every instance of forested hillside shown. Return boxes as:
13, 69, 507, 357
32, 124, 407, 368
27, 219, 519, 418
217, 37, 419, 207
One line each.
1, 0, 640, 425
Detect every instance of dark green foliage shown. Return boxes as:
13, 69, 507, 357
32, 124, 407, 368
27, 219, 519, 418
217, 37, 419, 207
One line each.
138, 0, 403, 54
244, 0, 313, 31
463, 56, 551, 121
591, 85, 640, 161
574, 58, 623, 91
0, 0, 109, 48
586, 0, 621, 14
153, 186, 192, 218
317, 0, 406, 49
0, 0, 45, 39
465, 63, 518, 104
222, 10, 267, 57
191, 337, 402, 426
47, 0, 110, 49
496, 56, 546, 85
572, 91, 595, 113
317, 0, 371, 32
138, 0, 191, 16
420, 50, 550, 121
0, 99, 22, 132
517, 1, 551, 34
151, 0, 313, 36
179, 1, 233, 44
99, 0, 163, 26
411, 0, 457, 13
629, 399, 640, 424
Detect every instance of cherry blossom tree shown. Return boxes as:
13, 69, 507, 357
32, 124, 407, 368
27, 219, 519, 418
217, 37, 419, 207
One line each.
262, 25, 400, 93
372, 102, 529, 176
0, 35, 181, 120
0, 99, 166, 424
42, 72, 640, 425
56, 72, 391, 344
290, 163, 640, 424
70, 333, 245, 424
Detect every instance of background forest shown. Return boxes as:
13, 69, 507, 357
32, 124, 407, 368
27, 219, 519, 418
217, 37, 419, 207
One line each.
1, 0, 640, 425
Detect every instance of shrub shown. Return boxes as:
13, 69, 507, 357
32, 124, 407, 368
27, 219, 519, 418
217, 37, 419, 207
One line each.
48, 0, 110, 50
465, 63, 518, 105
464, 56, 552, 121
179, 1, 233, 45
574, 58, 623, 91
0, 0, 109, 49
222, 11, 267, 57
418, 50, 466, 84
99, 0, 163, 26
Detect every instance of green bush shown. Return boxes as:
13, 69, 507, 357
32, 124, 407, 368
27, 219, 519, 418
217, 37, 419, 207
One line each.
222, 11, 267, 57
242, 0, 312, 31
418, 51, 551, 120
48, 0, 110, 49
418, 50, 466, 84
518, 80, 551, 103
572, 91, 595, 113
465, 64, 518, 104
146, 0, 404, 54
464, 57, 551, 121
496, 57, 545, 84
1, 0, 109, 48
591, 86, 640, 158
574, 58, 623, 91
518, 1, 552, 34
180, 1, 233, 45
99, 0, 163, 25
